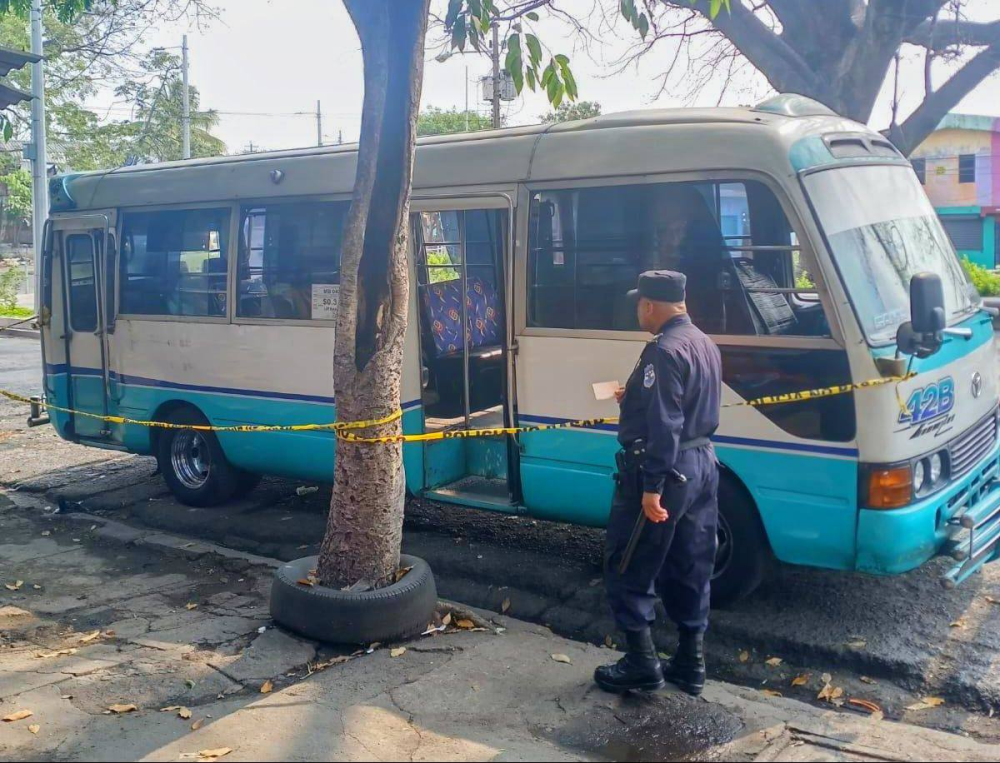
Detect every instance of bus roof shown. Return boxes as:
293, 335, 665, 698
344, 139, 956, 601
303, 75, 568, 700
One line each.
50, 96, 899, 213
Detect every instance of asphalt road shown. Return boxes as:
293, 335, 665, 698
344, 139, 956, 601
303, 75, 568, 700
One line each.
2, 336, 999, 744
0, 335, 42, 398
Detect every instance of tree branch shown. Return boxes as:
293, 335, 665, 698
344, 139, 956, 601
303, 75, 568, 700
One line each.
906, 19, 1000, 51
659, 0, 824, 98
886, 42, 1000, 155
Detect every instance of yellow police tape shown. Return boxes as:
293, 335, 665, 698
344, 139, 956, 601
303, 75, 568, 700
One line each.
0, 371, 914, 444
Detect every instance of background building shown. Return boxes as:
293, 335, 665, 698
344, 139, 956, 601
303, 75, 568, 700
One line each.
910, 114, 1000, 268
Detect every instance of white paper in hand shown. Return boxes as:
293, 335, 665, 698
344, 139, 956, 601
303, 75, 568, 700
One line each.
592, 381, 621, 401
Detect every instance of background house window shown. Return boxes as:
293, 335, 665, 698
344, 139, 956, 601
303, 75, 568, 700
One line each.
959, 154, 977, 184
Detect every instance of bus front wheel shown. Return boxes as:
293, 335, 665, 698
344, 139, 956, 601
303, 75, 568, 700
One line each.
711, 475, 771, 606
157, 408, 248, 507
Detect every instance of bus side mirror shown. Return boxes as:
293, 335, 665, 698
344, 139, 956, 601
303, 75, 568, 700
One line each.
897, 272, 945, 358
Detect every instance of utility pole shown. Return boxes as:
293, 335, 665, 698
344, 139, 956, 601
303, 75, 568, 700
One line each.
181, 34, 191, 160
316, 100, 323, 147
29, 0, 47, 314
491, 24, 501, 129
464, 65, 470, 132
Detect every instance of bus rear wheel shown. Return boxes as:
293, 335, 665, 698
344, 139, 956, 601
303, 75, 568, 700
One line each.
711, 475, 771, 606
157, 408, 246, 507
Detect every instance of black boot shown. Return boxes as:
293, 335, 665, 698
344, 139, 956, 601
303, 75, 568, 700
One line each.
594, 628, 666, 694
663, 629, 706, 696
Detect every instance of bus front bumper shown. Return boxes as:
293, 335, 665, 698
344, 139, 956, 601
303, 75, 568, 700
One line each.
856, 440, 1000, 584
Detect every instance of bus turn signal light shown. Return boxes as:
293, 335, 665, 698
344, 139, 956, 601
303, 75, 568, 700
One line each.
866, 466, 913, 509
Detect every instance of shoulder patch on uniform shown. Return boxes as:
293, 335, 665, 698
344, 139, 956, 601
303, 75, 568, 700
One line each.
643, 364, 656, 389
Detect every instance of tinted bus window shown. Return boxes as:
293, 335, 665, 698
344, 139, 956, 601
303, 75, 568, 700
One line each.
528, 180, 815, 336
120, 208, 230, 318
66, 234, 97, 332
237, 201, 348, 320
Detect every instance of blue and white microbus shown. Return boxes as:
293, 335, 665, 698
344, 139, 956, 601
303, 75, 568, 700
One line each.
37, 95, 1000, 602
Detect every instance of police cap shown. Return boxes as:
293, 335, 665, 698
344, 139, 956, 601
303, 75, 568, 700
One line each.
627, 270, 687, 304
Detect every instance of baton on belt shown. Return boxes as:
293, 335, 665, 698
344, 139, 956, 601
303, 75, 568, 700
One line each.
618, 468, 687, 575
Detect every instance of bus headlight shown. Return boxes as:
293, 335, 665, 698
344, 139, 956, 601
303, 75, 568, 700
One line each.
913, 460, 926, 492
928, 453, 944, 485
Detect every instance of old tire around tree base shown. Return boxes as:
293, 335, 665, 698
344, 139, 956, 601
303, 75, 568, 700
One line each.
270, 555, 438, 645
710, 474, 771, 607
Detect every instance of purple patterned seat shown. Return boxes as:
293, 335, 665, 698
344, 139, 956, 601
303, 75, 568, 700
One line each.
422, 277, 501, 358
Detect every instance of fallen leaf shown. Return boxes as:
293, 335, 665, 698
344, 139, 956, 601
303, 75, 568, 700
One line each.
761, 689, 783, 698
35, 648, 77, 659
394, 566, 413, 583
78, 630, 101, 644
907, 697, 945, 712
3, 710, 33, 722
860, 676, 877, 685
200, 749, 233, 761
260, 680, 273, 695
441, 613, 452, 627
108, 704, 138, 715
986, 596, 1000, 605
28, 724, 40, 735
739, 651, 749, 663
848, 698, 883, 715
455, 619, 476, 630
765, 657, 783, 667
501, 597, 511, 614
186, 603, 198, 611
817, 684, 844, 702
178, 708, 193, 720
185, 679, 196, 689
845, 640, 867, 650
791, 674, 810, 687
191, 718, 205, 731
160, 706, 182, 713
820, 673, 832, 684
296, 578, 315, 587
390, 647, 406, 658
551, 654, 572, 665
32, 585, 41, 590
5, 580, 23, 592
950, 618, 967, 629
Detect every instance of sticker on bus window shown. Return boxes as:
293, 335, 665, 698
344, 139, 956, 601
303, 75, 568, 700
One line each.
312, 284, 339, 321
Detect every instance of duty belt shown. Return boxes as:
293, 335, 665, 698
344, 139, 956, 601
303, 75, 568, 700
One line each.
617, 436, 712, 471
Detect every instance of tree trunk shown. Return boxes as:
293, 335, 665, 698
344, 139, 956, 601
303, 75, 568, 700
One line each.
316, 0, 431, 591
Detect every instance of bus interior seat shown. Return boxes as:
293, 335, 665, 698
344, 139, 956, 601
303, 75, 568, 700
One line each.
734, 260, 798, 335
421, 276, 501, 358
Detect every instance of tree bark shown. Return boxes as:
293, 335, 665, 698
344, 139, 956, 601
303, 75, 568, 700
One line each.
316, 0, 431, 591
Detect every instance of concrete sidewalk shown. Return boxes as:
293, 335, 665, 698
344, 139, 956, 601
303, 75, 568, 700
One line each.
0, 493, 995, 762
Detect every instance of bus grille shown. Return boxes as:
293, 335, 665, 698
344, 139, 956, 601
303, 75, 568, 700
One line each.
949, 412, 998, 479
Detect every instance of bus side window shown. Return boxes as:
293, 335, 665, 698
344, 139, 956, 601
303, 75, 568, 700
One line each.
237, 201, 347, 320
66, 234, 98, 333
527, 179, 828, 337
119, 208, 230, 319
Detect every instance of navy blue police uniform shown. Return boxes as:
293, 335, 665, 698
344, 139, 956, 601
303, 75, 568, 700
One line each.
595, 270, 723, 696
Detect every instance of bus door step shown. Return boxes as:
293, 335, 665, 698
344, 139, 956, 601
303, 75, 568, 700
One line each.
941, 479, 1000, 588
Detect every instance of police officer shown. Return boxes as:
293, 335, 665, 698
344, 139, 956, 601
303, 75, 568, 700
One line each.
595, 270, 722, 696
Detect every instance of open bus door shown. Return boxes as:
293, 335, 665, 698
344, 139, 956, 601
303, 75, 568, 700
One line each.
44, 214, 115, 442
410, 197, 518, 510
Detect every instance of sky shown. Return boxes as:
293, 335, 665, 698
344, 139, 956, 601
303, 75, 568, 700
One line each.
89, 0, 1000, 155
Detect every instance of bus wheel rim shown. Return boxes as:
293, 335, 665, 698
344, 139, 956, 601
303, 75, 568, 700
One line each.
171, 431, 211, 490
713, 512, 734, 580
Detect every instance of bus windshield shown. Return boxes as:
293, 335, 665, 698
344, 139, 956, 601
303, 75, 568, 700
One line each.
803, 164, 977, 345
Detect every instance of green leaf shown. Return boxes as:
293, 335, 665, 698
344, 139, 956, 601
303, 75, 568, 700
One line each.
3, 120, 12, 144
452, 15, 467, 51
526, 11, 540, 21
710, 0, 722, 17
551, 79, 565, 109
469, 25, 481, 52
445, 0, 463, 28
469, 0, 482, 17
638, 13, 649, 39
525, 34, 543, 67
540, 61, 555, 88
554, 54, 570, 66
525, 65, 537, 91
508, 32, 521, 53
562, 65, 579, 100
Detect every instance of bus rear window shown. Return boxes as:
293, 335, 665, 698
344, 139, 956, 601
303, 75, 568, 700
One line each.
120, 208, 230, 318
